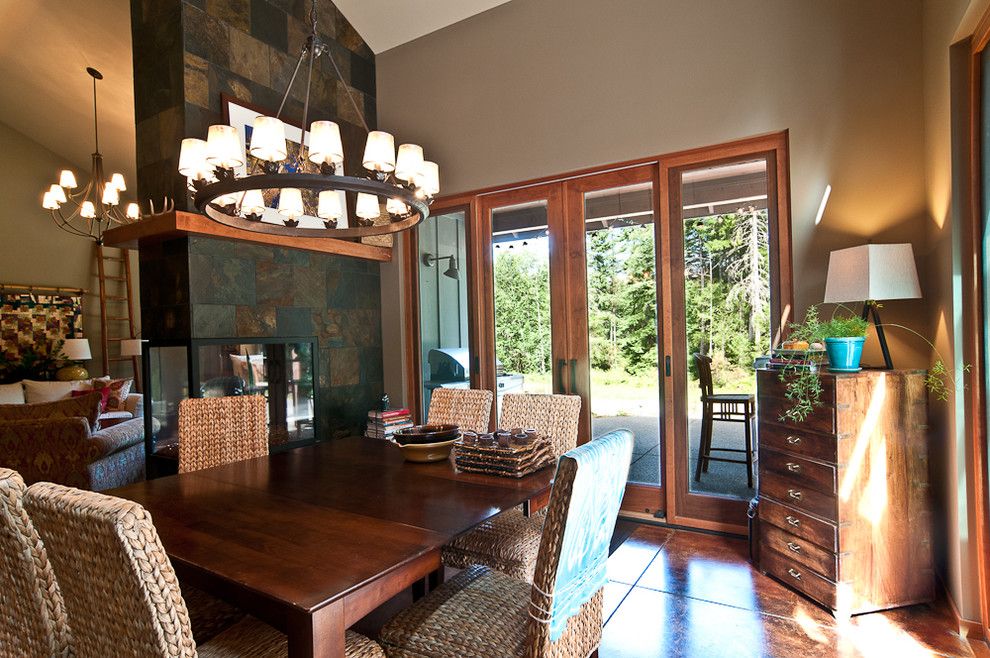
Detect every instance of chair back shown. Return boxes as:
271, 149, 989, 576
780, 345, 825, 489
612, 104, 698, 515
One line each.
525, 429, 634, 657
426, 388, 494, 432
178, 395, 268, 473
0, 469, 72, 657
24, 482, 197, 658
500, 393, 582, 457
693, 353, 714, 399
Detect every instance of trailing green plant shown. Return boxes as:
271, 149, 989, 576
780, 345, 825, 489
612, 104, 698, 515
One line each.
777, 304, 967, 422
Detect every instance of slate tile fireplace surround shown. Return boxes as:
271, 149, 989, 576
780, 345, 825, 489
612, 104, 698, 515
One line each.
139, 234, 384, 469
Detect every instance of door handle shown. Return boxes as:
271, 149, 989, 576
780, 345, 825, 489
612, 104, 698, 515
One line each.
570, 359, 577, 394
557, 359, 568, 394
665, 355, 671, 377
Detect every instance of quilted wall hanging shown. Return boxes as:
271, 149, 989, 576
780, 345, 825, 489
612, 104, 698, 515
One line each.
0, 290, 84, 363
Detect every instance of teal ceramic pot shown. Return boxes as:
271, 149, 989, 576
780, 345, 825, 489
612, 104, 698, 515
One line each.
825, 336, 866, 372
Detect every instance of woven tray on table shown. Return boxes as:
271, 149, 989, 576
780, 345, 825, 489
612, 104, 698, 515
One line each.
453, 437, 555, 478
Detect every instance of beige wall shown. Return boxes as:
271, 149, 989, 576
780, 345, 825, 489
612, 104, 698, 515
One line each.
922, 0, 990, 624
0, 120, 139, 376
379, 0, 931, 369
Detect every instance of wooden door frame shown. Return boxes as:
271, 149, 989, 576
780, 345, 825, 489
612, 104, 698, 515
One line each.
561, 164, 666, 515
402, 199, 476, 425
659, 131, 793, 534
965, 16, 990, 642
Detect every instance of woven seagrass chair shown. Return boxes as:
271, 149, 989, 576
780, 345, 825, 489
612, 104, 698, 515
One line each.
23, 481, 385, 658
178, 395, 269, 474
426, 387, 494, 432
442, 393, 582, 580
0, 468, 72, 658
381, 429, 633, 658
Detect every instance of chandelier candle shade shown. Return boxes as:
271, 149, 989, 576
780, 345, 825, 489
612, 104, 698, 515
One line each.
177, 1, 437, 239
41, 67, 141, 243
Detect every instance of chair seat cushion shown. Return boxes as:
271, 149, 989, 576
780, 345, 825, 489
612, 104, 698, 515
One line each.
380, 565, 530, 658
706, 393, 754, 403
199, 617, 384, 658
441, 507, 544, 580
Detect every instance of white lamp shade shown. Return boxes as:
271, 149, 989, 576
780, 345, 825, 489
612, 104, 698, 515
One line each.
48, 184, 67, 204
101, 184, 120, 206
80, 201, 96, 218
823, 243, 922, 303
59, 170, 77, 188
62, 338, 92, 361
363, 131, 395, 172
42, 191, 59, 210
309, 121, 344, 166
109, 173, 127, 191
318, 190, 343, 219
120, 338, 144, 357
250, 116, 287, 162
278, 188, 304, 218
206, 124, 245, 168
241, 189, 266, 216
414, 161, 440, 197
394, 144, 424, 183
126, 203, 141, 220
386, 197, 409, 216
178, 138, 210, 177
356, 192, 381, 220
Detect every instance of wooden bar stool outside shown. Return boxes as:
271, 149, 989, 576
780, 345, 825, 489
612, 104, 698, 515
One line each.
692, 353, 755, 488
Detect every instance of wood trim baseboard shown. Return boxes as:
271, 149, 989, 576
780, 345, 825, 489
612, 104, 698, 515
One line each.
941, 574, 987, 642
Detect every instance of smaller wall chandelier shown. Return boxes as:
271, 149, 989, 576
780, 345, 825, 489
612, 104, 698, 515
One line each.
177, 1, 439, 239
41, 67, 141, 244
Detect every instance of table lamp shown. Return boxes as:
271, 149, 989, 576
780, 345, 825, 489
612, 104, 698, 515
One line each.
823, 243, 921, 369
56, 337, 93, 381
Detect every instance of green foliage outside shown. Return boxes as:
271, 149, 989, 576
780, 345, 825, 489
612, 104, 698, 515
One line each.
492, 208, 771, 414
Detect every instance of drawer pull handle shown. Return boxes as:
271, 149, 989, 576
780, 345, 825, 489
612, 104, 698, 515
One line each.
786, 541, 802, 553
788, 489, 803, 501
786, 435, 802, 445
787, 568, 802, 580
785, 515, 801, 527
786, 462, 801, 472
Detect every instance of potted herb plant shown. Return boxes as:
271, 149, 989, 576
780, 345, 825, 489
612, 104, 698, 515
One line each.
819, 316, 870, 372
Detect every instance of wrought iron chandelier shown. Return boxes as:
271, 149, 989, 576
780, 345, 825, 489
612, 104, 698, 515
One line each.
177, 1, 439, 239
41, 67, 141, 243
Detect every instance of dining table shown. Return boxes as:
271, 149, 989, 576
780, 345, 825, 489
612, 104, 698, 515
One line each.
108, 437, 555, 658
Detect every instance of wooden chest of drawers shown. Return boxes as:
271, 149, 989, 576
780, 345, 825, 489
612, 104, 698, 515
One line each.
755, 369, 933, 617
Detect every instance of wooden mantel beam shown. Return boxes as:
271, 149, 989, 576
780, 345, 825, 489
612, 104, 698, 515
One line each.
102, 210, 393, 262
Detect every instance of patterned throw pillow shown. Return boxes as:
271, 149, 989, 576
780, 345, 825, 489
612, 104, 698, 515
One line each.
0, 392, 103, 431
93, 378, 133, 412
71, 387, 111, 413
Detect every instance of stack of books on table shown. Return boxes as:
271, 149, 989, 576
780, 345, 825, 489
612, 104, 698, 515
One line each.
365, 408, 413, 440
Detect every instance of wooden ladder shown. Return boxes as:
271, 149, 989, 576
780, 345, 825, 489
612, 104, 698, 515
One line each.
95, 244, 139, 387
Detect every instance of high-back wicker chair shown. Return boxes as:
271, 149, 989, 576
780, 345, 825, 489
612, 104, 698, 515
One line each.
0, 468, 72, 658
178, 395, 269, 474
23, 482, 385, 658
442, 393, 583, 580
426, 387, 494, 432
500, 393, 582, 458
382, 429, 633, 658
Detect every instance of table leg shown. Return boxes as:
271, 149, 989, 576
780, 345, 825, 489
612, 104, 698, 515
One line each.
287, 600, 345, 658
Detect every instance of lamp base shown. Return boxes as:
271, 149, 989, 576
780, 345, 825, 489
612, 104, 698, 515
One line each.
56, 364, 90, 381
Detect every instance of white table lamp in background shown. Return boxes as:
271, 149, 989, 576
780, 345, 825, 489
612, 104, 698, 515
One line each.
120, 338, 144, 357
57, 338, 93, 381
823, 243, 922, 369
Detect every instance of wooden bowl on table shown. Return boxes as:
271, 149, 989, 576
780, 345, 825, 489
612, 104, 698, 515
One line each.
394, 424, 461, 462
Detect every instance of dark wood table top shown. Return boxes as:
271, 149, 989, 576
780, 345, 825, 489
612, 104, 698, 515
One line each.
110, 437, 555, 615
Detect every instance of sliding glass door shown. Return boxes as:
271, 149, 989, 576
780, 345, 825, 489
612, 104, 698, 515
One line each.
419, 134, 792, 532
